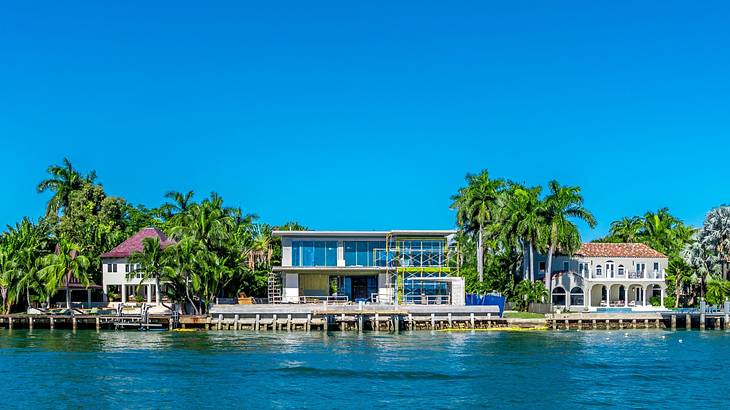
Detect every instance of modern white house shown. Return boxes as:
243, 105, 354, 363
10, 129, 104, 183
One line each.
271, 230, 465, 305
100, 227, 176, 306
532, 243, 669, 311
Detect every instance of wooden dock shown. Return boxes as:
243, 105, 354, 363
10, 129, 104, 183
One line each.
0, 314, 174, 330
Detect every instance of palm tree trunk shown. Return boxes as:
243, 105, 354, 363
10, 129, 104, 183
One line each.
477, 224, 484, 282
529, 241, 535, 282
723, 261, 728, 281
544, 244, 555, 296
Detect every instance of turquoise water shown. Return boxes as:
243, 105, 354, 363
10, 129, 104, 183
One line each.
0, 329, 727, 409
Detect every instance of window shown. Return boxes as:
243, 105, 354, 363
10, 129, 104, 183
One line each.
596, 265, 602, 276
636, 263, 646, 273
563, 261, 570, 272
579, 262, 589, 275
344, 241, 386, 266
618, 265, 625, 276
653, 262, 660, 272
292, 240, 338, 267
107, 263, 117, 273
539, 261, 546, 271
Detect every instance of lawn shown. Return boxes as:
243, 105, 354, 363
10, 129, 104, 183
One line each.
503, 311, 546, 319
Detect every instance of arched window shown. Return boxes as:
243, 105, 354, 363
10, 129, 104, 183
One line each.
596, 265, 603, 277
618, 265, 625, 276
570, 287, 584, 306
552, 286, 566, 306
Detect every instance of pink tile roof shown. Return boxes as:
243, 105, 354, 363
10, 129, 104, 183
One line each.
100, 227, 176, 258
576, 243, 666, 258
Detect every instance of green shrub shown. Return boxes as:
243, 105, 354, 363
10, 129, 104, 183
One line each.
649, 296, 661, 307
663, 296, 676, 309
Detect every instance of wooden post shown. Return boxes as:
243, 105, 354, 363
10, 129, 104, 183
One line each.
671, 315, 676, 330
552, 319, 557, 330
50, 317, 55, 330
632, 319, 637, 329
644, 319, 649, 329
357, 315, 363, 332
340, 314, 345, 332
605, 319, 610, 329
619, 319, 623, 329
470, 313, 475, 329
592, 319, 597, 330
686, 314, 692, 329
255, 314, 260, 331
394, 315, 400, 334
72, 317, 77, 331
28, 317, 33, 330
217, 314, 223, 330
448, 313, 453, 328
287, 314, 292, 331
168, 317, 172, 331
715, 317, 721, 330
431, 313, 435, 330
700, 313, 706, 331
96, 317, 101, 331
655, 319, 660, 328
565, 319, 569, 330
306, 314, 312, 331
273, 314, 278, 331
8, 317, 13, 330
323, 315, 329, 332
374, 313, 379, 332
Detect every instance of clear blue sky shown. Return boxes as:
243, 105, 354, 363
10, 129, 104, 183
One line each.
1, 1, 729, 240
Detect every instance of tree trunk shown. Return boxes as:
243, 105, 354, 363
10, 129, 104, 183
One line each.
184, 272, 200, 315
544, 244, 555, 297
529, 241, 535, 282
724, 261, 728, 281
675, 280, 682, 308
477, 224, 484, 283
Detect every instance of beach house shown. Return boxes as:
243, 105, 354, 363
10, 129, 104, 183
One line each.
271, 230, 465, 305
532, 243, 668, 311
100, 227, 176, 305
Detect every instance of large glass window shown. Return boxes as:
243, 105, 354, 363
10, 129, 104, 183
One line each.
292, 240, 338, 267
344, 241, 386, 266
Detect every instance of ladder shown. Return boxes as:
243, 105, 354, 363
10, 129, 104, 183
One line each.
267, 271, 282, 304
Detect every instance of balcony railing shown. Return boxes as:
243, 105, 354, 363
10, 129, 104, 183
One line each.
586, 271, 664, 280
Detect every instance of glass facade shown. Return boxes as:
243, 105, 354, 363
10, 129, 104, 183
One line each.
344, 241, 386, 266
398, 240, 445, 267
291, 241, 338, 267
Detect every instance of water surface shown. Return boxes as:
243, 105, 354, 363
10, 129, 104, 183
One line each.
0, 329, 725, 409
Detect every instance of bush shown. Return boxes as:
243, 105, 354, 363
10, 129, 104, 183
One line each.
512, 280, 548, 312
649, 296, 661, 307
663, 296, 676, 309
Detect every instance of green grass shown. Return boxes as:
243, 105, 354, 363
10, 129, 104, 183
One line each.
503, 312, 546, 319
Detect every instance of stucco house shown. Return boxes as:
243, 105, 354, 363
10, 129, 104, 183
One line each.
100, 227, 176, 306
531, 243, 668, 311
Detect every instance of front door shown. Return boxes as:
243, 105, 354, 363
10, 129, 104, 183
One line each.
351, 277, 370, 301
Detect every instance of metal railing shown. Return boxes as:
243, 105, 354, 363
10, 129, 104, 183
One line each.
298, 295, 349, 304
403, 294, 451, 305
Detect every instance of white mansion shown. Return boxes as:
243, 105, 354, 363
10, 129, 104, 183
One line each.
532, 243, 668, 311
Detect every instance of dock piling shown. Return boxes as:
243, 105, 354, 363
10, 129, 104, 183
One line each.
671, 315, 676, 330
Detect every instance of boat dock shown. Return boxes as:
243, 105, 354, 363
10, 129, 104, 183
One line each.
194, 304, 505, 331
0, 314, 174, 330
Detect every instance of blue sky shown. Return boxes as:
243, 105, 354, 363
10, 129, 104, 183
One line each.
1, 1, 729, 240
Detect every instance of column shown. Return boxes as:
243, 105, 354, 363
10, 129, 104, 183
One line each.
155, 284, 161, 304
585, 285, 591, 309
102, 286, 109, 303
121, 284, 127, 303
624, 286, 629, 307
643, 285, 650, 306
147, 284, 153, 304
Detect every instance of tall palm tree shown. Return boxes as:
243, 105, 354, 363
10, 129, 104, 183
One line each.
36, 158, 96, 216
40, 241, 90, 309
128, 237, 174, 310
608, 216, 643, 242
542, 181, 596, 292
450, 170, 505, 282
501, 184, 544, 281
0, 247, 16, 313
166, 237, 200, 314
160, 190, 195, 221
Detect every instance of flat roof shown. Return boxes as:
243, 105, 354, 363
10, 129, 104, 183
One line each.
272, 229, 457, 238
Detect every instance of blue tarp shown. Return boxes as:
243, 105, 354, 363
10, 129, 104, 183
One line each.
465, 294, 505, 316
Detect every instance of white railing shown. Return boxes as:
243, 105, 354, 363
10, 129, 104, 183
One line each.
298, 295, 349, 304
403, 294, 451, 305
589, 271, 665, 280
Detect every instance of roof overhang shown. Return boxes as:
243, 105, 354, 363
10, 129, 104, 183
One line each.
272, 230, 457, 238
273, 266, 385, 274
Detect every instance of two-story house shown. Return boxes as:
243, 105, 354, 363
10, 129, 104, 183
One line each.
532, 243, 668, 311
271, 230, 464, 305
100, 227, 176, 306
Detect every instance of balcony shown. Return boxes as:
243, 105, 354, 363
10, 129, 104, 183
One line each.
586, 270, 664, 280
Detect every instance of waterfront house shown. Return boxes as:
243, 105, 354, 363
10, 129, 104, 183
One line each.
532, 243, 668, 311
100, 227, 176, 306
271, 230, 465, 305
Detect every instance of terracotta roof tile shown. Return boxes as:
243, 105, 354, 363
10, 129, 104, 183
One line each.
100, 228, 176, 258
577, 243, 666, 258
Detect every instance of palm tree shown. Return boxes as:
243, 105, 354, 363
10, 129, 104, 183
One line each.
160, 190, 195, 221
501, 184, 544, 281
542, 181, 596, 292
700, 206, 730, 280
36, 158, 96, 216
40, 241, 90, 309
166, 237, 200, 314
0, 247, 16, 313
608, 217, 643, 242
450, 170, 505, 282
128, 237, 174, 310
